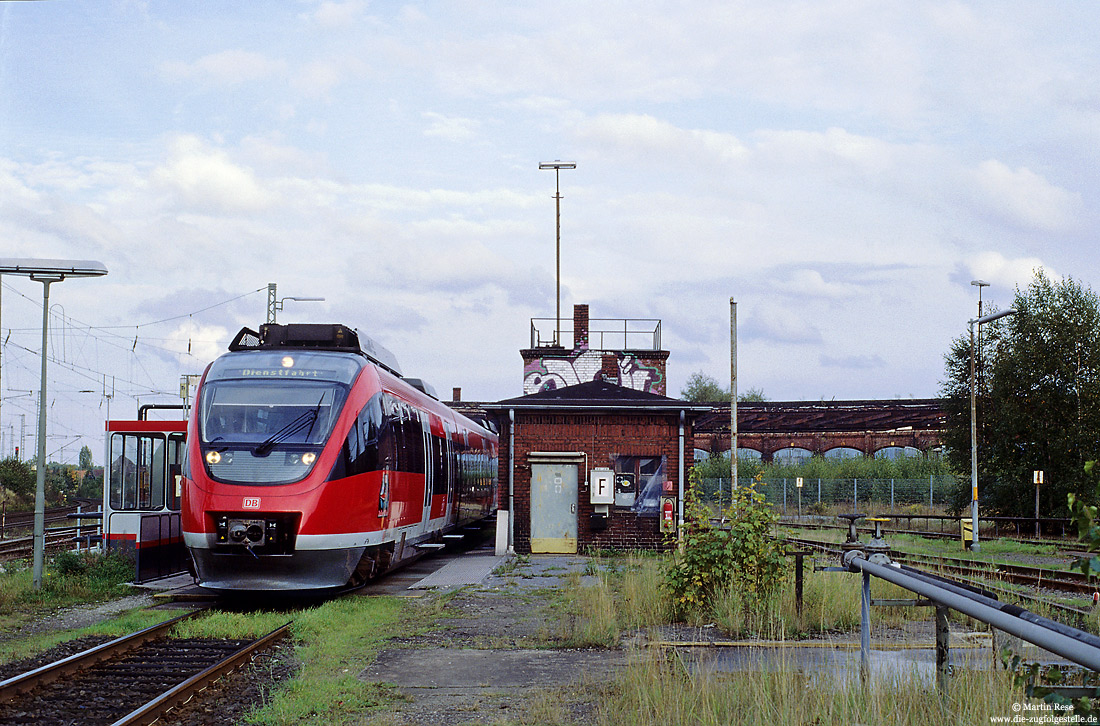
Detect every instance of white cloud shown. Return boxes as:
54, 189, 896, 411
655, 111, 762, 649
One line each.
969, 160, 1080, 231
160, 50, 286, 87
578, 113, 747, 166
422, 112, 481, 142
152, 135, 276, 213
309, 0, 367, 29
743, 303, 823, 345
783, 269, 861, 300
167, 322, 232, 368
290, 57, 368, 98
966, 251, 1059, 291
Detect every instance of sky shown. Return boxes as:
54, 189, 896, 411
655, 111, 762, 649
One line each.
0, 1, 1096, 465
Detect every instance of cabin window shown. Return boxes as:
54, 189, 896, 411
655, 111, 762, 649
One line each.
109, 433, 168, 511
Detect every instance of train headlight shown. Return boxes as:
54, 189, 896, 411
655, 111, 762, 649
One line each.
205, 450, 222, 465
281, 356, 294, 368
302, 452, 316, 466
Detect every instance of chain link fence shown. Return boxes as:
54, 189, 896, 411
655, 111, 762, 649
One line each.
697, 476, 958, 515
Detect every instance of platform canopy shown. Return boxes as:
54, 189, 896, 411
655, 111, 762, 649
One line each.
0, 258, 108, 278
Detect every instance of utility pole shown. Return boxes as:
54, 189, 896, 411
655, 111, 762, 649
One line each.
538, 161, 576, 346
730, 298, 738, 501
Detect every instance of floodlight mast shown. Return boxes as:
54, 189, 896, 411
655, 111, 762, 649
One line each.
539, 161, 576, 346
0, 259, 108, 590
968, 306, 1017, 552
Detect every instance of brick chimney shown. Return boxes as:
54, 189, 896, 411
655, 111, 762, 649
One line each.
452, 387, 461, 402
601, 354, 619, 384
573, 304, 589, 351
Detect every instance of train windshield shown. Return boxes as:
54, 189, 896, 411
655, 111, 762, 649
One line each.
198, 351, 361, 485
200, 381, 345, 446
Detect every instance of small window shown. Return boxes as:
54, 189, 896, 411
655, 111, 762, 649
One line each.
611, 454, 666, 516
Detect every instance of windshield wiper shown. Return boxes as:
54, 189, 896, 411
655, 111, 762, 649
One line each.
252, 400, 323, 457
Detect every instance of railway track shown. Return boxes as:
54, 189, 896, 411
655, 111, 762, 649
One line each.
0, 505, 83, 536
785, 535, 1097, 620
0, 526, 101, 561
0, 609, 290, 725
779, 518, 1070, 548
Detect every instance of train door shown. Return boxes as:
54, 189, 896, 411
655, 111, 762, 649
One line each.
104, 420, 188, 582
421, 411, 433, 525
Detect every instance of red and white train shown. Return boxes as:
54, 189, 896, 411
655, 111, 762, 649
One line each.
180, 323, 498, 591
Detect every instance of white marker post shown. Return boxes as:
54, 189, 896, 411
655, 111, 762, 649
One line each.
1034, 470, 1044, 538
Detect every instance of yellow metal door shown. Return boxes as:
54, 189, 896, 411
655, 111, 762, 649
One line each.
530, 463, 578, 553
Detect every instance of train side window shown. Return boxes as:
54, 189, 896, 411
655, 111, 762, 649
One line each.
362, 393, 382, 445
378, 395, 398, 471
398, 405, 424, 474
432, 433, 447, 495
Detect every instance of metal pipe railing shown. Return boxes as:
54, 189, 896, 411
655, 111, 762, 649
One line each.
845, 551, 1100, 673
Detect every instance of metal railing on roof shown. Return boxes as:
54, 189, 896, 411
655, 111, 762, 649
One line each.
529, 317, 662, 351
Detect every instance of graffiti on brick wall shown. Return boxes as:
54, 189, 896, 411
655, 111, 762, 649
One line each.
620, 357, 665, 394
524, 352, 665, 395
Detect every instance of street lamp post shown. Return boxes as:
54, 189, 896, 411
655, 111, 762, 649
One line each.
538, 161, 576, 346
969, 307, 1016, 552
0, 259, 108, 589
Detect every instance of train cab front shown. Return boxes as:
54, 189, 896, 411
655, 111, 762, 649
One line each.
182, 346, 367, 591
186, 506, 363, 591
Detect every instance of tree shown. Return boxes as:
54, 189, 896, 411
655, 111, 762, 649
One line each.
681, 372, 728, 401
681, 371, 768, 402
941, 271, 1100, 516
0, 456, 36, 507
741, 387, 769, 402
78, 445, 93, 470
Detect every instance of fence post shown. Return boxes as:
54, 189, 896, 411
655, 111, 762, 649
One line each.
860, 571, 871, 685
817, 478, 821, 504
795, 552, 804, 616
891, 479, 895, 514
936, 605, 950, 694
783, 478, 787, 515
853, 478, 858, 510
930, 475, 934, 510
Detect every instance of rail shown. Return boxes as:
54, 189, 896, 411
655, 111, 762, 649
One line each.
0, 607, 291, 724
779, 513, 1073, 540
529, 317, 662, 350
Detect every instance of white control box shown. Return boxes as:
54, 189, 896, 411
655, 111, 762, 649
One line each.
590, 467, 615, 505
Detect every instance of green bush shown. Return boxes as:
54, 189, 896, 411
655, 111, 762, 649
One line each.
662, 474, 787, 620
47, 550, 134, 593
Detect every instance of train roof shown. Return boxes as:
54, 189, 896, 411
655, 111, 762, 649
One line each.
228, 323, 403, 376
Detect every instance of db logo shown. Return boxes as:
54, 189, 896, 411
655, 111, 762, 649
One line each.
242, 497, 261, 509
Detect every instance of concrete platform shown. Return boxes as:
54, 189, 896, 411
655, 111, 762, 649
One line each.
408, 550, 506, 590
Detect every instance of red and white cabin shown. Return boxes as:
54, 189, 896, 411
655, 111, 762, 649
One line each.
103, 417, 189, 581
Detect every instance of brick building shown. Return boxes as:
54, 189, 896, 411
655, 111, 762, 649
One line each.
483, 380, 710, 554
